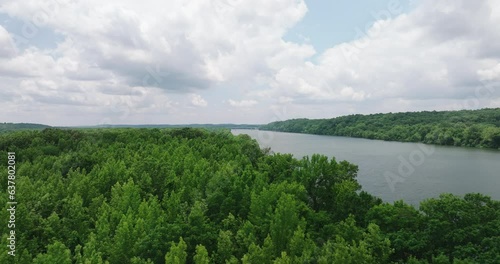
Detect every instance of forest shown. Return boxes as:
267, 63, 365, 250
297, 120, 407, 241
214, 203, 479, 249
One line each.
260, 108, 500, 149
0, 128, 499, 263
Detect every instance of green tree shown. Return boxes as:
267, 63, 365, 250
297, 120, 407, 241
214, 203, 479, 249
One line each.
193, 245, 210, 264
242, 236, 275, 264
165, 237, 187, 264
33, 241, 72, 264
215, 230, 234, 263
288, 226, 317, 263
273, 251, 292, 264
270, 193, 304, 254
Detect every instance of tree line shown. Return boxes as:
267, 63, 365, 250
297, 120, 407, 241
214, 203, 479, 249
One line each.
0, 128, 499, 263
260, 108, 500, 149
0, 123, 50, 134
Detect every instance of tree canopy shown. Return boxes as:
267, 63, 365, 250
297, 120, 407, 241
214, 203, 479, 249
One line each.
0, 128, 499, 263
260, 108, 500, 149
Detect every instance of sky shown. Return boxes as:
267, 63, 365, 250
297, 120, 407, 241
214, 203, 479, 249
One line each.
0, 0, 499, 126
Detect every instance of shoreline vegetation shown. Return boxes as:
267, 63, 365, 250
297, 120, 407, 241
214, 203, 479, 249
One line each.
3, 108, 499, 150
260, 108, 500, 150
1, 128, 499, 263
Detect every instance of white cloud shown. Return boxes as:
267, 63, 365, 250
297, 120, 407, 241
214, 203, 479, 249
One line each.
0, 25, 15, 58
478, 63, 500, 81
0, 0, 310, 90
0, 0, 499, 125
0, 0, 309, 124
190, 94, 207, 107
264, 0, 500, 113
228, 99, 258, 107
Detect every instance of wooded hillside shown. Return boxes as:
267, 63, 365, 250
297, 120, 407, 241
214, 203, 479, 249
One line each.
260, 108, 500, 149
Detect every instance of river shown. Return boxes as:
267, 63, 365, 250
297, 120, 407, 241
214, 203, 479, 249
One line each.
232, 129, 500, 205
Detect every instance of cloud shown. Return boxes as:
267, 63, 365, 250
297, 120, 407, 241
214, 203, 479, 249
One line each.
0, 25, 15, 58
478, 63, 500, 82
0, 0, 310, 91
0, 0, 310, 124
0, 0, 499, 125
190, 94, 208, 107
228, 99, 258, 107
266, 0, 500, 112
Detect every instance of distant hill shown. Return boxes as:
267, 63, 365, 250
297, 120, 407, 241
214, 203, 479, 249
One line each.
0, 123, 261, 134
0, 123, 51, 133
86, 123, 261, 130
260, 108, 500, 149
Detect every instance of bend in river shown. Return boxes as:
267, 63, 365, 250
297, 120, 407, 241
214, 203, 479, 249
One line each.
232, 129, 500, 205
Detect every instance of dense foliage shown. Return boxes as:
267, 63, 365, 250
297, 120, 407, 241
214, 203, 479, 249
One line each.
260, 108, 500, 149
0, 128, 499, 263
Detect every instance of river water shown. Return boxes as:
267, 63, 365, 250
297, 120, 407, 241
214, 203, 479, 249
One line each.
232, 129, 500, 205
